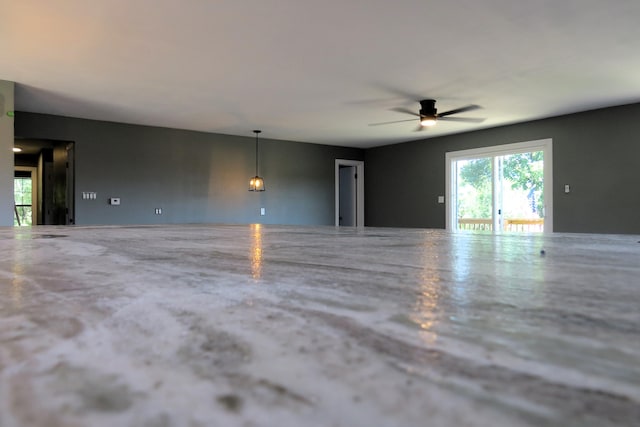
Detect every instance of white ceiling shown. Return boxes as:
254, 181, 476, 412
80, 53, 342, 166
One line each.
2, 1, 640, 148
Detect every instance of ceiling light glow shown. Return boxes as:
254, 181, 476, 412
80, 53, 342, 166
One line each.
420, 118, 437, 127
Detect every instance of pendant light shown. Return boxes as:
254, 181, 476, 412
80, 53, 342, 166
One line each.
249, 130, 265, 191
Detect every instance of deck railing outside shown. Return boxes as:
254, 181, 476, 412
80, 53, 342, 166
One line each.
458, 218, 544, 232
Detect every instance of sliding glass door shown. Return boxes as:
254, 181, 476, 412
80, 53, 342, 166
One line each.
446, 139, 553, 233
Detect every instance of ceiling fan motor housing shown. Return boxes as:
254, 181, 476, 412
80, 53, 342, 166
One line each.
419, 99, 437, 118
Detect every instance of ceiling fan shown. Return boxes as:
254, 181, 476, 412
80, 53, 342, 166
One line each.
369, 99, 485, 131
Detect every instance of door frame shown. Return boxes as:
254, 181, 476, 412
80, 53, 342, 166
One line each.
335, 159, 364, 227
445, 138, 553, 232
65, 142, 75, 225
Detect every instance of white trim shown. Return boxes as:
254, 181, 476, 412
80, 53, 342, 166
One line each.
445, 157, 453, 231
335, 159, 365, 227
492, 156, 500, 231
445, 138, 553, 233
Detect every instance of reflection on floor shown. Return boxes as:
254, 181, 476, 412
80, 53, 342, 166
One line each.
1, 225, 639, 426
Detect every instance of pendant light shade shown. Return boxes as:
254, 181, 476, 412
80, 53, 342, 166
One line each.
249, 130, 265, 191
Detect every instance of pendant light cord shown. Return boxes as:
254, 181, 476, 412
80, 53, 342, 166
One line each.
254, 130, 261, 176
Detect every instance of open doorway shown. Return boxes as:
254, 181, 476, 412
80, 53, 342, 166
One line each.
13, 139, 75, 225
335, 159, 364, 227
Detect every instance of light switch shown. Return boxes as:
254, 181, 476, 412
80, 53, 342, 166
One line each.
437, 196, 445, 204
564, 184, 570, 194
260, 207, 266, 216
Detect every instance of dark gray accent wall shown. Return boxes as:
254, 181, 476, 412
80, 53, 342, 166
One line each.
365, 102, 640, 234
15, 112, 363, 226
0, 81, 14, 226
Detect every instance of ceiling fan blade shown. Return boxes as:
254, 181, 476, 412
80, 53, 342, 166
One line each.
372, 83, 426, 103
438, 116, 486, 123
437, 104, 481, 117
368, 118, 418, 126
390, 107, 420, 117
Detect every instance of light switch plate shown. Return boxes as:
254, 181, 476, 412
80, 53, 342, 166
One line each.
438, 196, 445, 204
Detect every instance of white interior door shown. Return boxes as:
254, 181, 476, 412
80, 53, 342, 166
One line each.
339, 166, 356, 226
335, 159, 364, 227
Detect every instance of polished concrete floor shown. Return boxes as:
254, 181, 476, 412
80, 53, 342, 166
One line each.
1, 224, 639, 426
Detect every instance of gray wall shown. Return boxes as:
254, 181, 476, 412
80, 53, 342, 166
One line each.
365, 102, 640, 234
15, 112, 363, 226
0, 81, 14, 226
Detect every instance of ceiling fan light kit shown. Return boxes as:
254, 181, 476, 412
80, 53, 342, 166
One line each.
420, 118, 437, 127
418, 99, 437, 126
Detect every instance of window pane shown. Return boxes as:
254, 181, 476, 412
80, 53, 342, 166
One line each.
14, 177, 33, 226
456, 157, 493, 231
499, 151, 544, 232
